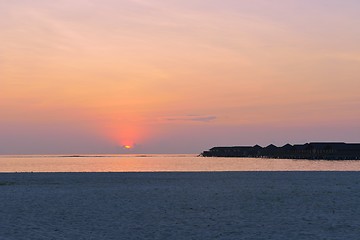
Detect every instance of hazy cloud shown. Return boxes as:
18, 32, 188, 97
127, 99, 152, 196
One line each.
162, 115, 217, 122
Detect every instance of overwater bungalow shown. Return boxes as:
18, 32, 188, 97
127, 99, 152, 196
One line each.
201, 142, 360, 160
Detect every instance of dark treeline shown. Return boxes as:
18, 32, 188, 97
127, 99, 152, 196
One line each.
201, 142, 360, 160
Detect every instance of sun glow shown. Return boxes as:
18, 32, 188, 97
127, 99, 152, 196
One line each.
102, 120, 148, 152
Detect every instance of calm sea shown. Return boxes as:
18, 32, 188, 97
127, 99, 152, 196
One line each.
1, 154, 360, 172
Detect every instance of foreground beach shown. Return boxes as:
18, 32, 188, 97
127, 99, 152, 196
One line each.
1, 172, 360, 239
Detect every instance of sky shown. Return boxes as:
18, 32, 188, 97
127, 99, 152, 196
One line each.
1, 0, 360, 154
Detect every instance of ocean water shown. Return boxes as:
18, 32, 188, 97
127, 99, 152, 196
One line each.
1, 154, 360, 172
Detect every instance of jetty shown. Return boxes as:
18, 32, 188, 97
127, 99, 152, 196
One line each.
201, 142, 360, 160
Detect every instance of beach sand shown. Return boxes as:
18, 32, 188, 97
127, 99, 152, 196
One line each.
1, 172, 360, 239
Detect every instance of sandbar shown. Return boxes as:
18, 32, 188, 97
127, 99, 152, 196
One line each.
1, 172, 360, 239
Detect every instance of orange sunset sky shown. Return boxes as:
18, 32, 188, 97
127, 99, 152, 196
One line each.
1, 0, 360, 154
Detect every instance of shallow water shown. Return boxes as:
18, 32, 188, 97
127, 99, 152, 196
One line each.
1, 154, 360, 172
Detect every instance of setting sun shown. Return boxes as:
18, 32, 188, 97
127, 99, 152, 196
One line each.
123, 145, 132, 149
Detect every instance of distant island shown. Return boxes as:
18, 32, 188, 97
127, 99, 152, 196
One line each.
201, 142, 360, 160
